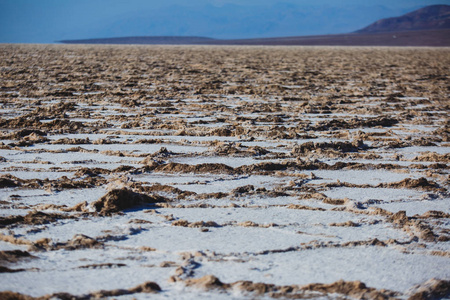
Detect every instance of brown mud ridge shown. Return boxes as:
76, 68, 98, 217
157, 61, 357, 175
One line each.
0, 281, 161, 300
0, 250, 35, 273
0, 232, 105, 252
0, 45, 449, 298
386, 210, 448, 242
91, 188, 167, 215
30, 234, 104, 251
0, 174, 107, 191
143, 161, 445, 175
310, 116, 398, 131
0, 211, 75, 228
177, 274, 449, 299
291, 140, 368, 156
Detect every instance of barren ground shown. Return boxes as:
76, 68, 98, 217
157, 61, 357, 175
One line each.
0, 44, 449, 299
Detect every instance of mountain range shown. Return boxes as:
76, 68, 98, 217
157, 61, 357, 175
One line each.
60, 5, 450, 46
357, 4, 450, 32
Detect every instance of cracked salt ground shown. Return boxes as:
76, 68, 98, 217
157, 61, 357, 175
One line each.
0, 241, 29, 251
0, 187, 108, 215
322, 187, 422, 203
0, 171, 74, 180
156, 207, 376, 227
165, 175, 283, 193
168, 157, 282, 168
0, 247, 180, 296
377, 199, 450, 216
132, 174, 277, 191
338, 158, 439, 167
28, 143, 208, 154
171, 195, 337, 208
193, 247, 450, 293
0, 45, 449, 299
323, 187, 450, 215
0, 151, 143, 168
307, 170, 421, 185
5, 213, 164, 243
92, 207, 411, 251
117, 226, 325, 253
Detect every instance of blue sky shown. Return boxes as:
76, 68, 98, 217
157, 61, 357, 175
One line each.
0, 0, 449, 43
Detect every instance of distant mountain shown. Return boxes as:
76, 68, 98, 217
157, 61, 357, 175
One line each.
220, 29, 450, 47
51, 4, 414, 43
60, 5, 450, 47
356, 5, 450, 33
59, 29, 450, 47
60, 36, 216, 45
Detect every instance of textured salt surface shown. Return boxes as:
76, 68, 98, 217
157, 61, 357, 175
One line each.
0, 45, 448, 299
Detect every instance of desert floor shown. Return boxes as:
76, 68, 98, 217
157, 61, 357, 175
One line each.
0, 44, 449, 299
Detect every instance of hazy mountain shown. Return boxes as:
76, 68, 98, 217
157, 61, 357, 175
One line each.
60, 36, 216, 45
357, 4, 450, 33
60, 5, 450, 47
98, 4, 411, 39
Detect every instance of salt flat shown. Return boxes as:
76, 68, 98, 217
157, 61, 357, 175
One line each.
0, 44, 449, 299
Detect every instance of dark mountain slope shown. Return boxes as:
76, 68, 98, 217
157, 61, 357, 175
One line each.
356, 5, 450, 33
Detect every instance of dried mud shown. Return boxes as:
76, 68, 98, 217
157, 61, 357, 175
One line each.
0, 44, 449, 298
92, 188, 167, 215
178, 274, 401, 299
0, 281, 161, 300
